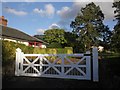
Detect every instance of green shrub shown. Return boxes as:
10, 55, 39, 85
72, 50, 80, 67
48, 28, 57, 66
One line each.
2, 40, 16, 65
33, 47, 73, 54
47, 48, 57, 54
65, 47, 73, 54
33, 47, 46, 54
2, 40, 16, 76
2, 40, 34, 76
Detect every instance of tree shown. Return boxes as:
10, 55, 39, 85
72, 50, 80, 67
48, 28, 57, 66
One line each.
111, 1, 120, 52
70, 2, 111, 51
99, 25, 112, 50
64, 32, 83, 52
64, 32, 78, 47
44, 29, 67, 47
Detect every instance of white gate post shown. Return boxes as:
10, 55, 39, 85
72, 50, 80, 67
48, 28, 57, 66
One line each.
92, 47, 99, 82
15, 48, 22, 76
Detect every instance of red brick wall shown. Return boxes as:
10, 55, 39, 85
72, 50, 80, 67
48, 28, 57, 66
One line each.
0, 16, 8, 26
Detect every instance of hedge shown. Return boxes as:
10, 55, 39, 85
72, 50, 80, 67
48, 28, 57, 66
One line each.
33, 47, 73, 54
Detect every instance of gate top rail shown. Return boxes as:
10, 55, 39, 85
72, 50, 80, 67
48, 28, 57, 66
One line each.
23, 53, 85, 57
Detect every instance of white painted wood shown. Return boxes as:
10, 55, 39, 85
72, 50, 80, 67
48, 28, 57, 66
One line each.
23, 65, 31, 73
20, 52, 24, 75
92, 47, 99, 82
76, 56, 86, 65
15, 48, 22, 76
61, 55, 64, 76
86, 51, 91, 80
64, 67, 73, 75
76, 67, 86, 76
24, 54, 84, 57
15, 52, 19, 76
40, 56, 43, 75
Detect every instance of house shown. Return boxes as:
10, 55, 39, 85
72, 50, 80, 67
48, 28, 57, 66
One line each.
98, 46, 104, 52
0, 16, 48, 48
92, 46, 104, 52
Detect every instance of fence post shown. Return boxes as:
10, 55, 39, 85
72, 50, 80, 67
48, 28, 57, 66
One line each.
15, 48, 22, 76
92, 47, 99, 82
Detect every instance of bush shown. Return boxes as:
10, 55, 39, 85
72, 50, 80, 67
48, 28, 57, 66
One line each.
2, 40, 16, 66
2, 40, 16, 76
2, 40, 34, 76
33, 47, 47, 54
65, 47, 73, 54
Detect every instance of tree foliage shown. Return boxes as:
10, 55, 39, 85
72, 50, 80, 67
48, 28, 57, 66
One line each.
44, 29, 67, 47
64, 32, 78, 47
70, 2, 111, 51
47, 42, 62, 48
64, 32, 84, 53
111, 1, 120, 52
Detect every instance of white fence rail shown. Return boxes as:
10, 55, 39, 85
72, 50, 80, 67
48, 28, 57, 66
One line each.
15, 47, 98, 81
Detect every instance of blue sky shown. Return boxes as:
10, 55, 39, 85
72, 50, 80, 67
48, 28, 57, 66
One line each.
2, 1, 117, 36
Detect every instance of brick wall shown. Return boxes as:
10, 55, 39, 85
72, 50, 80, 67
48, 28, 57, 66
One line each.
0, 16, 8, 26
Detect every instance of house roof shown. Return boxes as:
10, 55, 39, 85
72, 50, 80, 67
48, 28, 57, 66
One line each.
33, 35, 45, 41
0, 25, 48, 44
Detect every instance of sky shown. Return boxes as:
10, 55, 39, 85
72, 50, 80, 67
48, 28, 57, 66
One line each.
1, 0, 118, 36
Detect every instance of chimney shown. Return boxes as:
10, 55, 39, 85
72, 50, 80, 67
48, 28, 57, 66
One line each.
0, 16, 8, 26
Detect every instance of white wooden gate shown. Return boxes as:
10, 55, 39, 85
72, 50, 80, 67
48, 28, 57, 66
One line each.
15, 47, 98, 81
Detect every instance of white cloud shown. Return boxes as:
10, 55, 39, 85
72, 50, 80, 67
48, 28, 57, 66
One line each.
57, 7, 71, 19
95, 2, 115, 20
4, 7, 27, 16
36, 28, 45, 35
56, 4, 80, 27
36, 23, 61, 35
49, 23, 60, 29
45, 4, 55, 16
33, 8, 43, 14
57, 6, 80, 20
33, 4, 55, 17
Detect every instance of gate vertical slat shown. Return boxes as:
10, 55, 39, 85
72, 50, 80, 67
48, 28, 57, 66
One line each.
61, 55, 64, 76
15, 51, 19, 76
92, 47, 98, 82
86, 51, 91, 80
40, 56, 43, 76
20, 52, 24, 75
